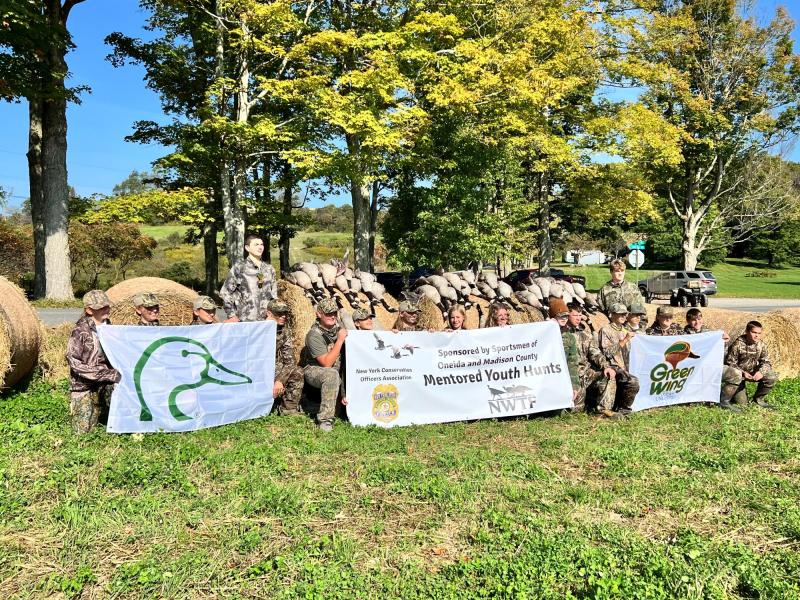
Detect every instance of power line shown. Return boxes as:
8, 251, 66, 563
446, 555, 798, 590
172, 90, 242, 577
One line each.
0, 149, 133, 173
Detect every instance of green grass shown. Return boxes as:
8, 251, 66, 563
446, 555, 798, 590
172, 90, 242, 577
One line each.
139, 224, 189, 241
2, 376, 800, 598
558, 259, 800, 298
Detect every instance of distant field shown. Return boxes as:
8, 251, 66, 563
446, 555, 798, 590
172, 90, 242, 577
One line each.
139, 224, 188, 240
558, 259, 800, 299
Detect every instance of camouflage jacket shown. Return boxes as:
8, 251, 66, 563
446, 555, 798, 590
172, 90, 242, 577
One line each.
275, 326, 296, 384
645, 323, 683, 336
189, 318, 211, 326
395, 322, 425, 332
66, 317, 122, 394
561, 328, 581, 391
567, 323, 607, 372
302, 321, 343, 371
598, 323, 631, 371
137, 320, 160, 326
726, 335, 771, 374
219, 257, 277, 322
597, 280, 648, 326
684, 324, 710, 334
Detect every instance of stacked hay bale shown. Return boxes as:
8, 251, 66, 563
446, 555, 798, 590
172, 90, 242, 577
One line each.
0, 276, 44, 390
464, 297, 491, 330
105, 277, 198, 325
278, 280, 317, 364
416, 295, 446, 331
39, 323, 73, 382
368, 293, 399, 331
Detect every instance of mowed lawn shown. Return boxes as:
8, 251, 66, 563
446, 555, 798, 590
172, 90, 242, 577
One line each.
557, 260, 800, 299
1, 378, 799, 598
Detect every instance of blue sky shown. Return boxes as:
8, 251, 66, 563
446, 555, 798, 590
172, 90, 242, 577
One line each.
1, 0, 799, 209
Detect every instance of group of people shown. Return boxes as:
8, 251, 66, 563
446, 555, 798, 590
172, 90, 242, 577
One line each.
66, 243, 779, 435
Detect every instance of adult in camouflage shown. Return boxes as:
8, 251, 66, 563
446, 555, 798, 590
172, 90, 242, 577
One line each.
220, 234, 277, 323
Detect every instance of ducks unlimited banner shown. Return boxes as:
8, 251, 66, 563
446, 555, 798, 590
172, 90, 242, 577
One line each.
345, 321, 574, 428
629, 331, 725, 412
98, 322, 276, 433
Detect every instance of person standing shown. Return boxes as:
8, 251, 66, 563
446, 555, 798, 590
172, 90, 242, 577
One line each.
723, 321, 778, 412
566, 303, 616, 413
485, 303, 511, 328
266, 300, 304, 416
597, 303, 640, 418
597, 259, 648, 327
134, 293, 160, 326
302, 298, 348, 431
392, 300, 426, 332
66, 291, 122, 435
445, 305, 468, 331
220, 234, 277, 323
645, 306, 683, 336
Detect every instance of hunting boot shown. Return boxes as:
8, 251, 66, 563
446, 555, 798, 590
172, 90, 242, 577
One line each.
719, 384, 741, 413
600, 409, 624, 420
753, 380, 777, 410
731, 386, 749, 406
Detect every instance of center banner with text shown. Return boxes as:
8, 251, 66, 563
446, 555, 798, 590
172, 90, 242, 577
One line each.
629, 330, 724, 412
345, 322, 574, 428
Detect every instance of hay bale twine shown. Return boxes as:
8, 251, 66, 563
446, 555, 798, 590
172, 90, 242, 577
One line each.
0, 276, 44, 390
39, 322, 73, 382
105, 277, 198, 326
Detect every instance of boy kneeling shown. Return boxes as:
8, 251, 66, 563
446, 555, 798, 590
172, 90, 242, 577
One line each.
722, 321, 778, 412
597, 303, 640, 418
66, 291, 122, 434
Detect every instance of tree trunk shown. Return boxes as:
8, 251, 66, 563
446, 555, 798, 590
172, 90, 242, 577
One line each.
41, 1, 72, 300
682, 219, 699, 270
369, 180, 379, 272
537, 171, 552, 276
27, 98, 46, 298
280, 182, 293, 272
204, 191, 219, 297
346, 133, 371, 272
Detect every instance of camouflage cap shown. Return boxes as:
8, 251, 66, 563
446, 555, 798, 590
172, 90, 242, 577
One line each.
609, 303, 628, 314
316, 297, 339, 315
192, 295, 217, 311
656, 305, 674, 317
548, 298, 570, 318
134, 292, 159, 308
83, 290, 112, 310
267, 299, 290, 314
629, 303, 647, 316
352, 308, 374, 321
398, 300, 420, 313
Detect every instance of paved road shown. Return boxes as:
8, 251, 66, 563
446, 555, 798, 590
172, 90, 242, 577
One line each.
35, 298, 800, 327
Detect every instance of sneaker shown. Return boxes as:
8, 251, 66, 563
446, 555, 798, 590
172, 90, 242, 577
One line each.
318, 419, 333, 432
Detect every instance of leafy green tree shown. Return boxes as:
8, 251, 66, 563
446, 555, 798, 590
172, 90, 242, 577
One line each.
613, 0, 800, 269
112, 169, 158, 197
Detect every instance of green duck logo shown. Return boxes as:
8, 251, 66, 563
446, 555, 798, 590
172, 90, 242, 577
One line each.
650, 340, 701, 396
664, 341, 700, 369
133, 337, 252, 421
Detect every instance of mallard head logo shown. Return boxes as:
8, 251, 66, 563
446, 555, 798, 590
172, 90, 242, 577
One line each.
133, 337, 252, 422
664, 341, 700, 369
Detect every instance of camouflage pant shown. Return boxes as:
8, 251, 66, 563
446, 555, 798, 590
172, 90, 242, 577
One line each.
721, 367, 777, 404
304, 365, 341, 423
277, 366, 304, 415
574, 367, 614, 413
595, 369, 639, 412
70, 385, 114, 435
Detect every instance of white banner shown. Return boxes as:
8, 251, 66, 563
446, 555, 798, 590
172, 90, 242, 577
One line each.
98, 322, 276, 433
345, 322, 574, 427
629, 331, 724, 411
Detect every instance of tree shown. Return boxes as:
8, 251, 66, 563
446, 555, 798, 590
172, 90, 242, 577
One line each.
68, 222, 156, 288
112, 169, 158, 197
615, 0, 800, 269
0, 220, 33, 284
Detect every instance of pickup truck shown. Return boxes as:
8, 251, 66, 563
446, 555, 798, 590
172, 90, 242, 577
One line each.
502, 268, 587, 288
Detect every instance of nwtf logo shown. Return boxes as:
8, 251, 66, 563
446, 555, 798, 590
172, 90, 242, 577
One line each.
649, 341, 700, 395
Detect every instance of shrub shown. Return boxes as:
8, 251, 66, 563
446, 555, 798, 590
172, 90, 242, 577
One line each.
0, 220, 33, 284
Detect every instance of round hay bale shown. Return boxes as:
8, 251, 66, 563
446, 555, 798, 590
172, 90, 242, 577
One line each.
588, 311, 610, 332
369, 293, 399, 331
278, 280, 317, 364
105, 277, 198, 326
39, 322, 73, 382
0, 276, 44, 390
767, 308, 800, 337
464, 297, 490, 330
416, 295, 446, 332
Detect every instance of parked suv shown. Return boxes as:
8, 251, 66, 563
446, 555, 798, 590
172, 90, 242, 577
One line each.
637, 270, 717, 302
503, 268, 587, 288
